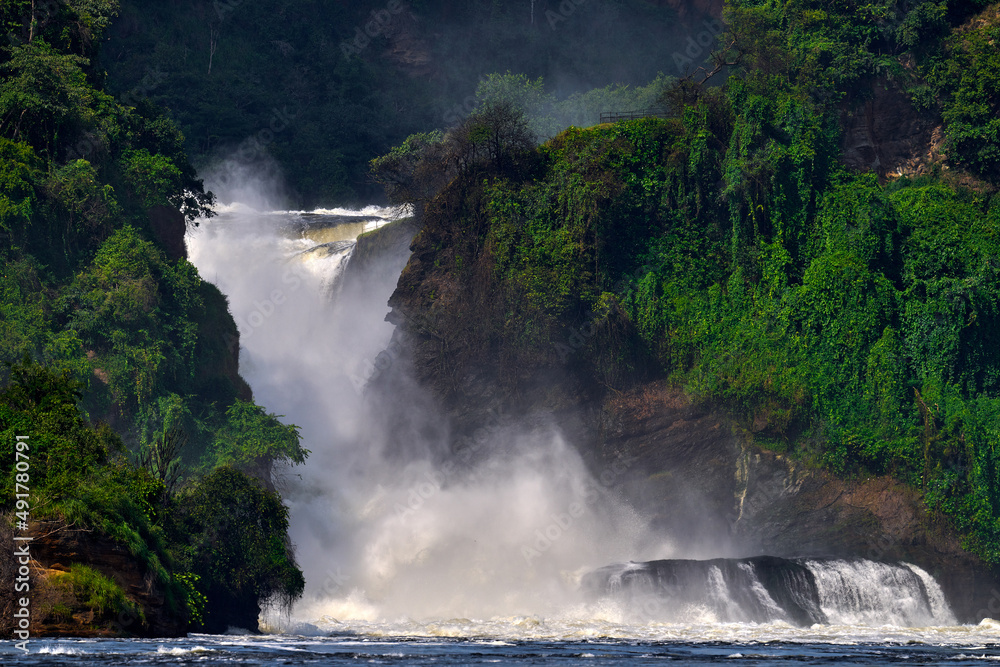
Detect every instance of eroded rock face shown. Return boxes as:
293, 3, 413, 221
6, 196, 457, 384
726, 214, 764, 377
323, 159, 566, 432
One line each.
377, 63, 1000, 625
839, 77, 944, 180
386, 233, 1000, 623
591, 382, 1000, 624
24, 520, 186, 637
147, 205, 187, 261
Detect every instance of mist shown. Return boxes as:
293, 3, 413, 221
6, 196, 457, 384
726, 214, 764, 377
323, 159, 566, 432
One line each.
185, 160, 682, 630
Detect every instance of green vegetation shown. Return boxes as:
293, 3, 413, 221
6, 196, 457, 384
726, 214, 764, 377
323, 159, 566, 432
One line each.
472, 72, 677, 138
165, 466, 304, 630
1, 0, 304, 633
929, 9, 1000, 179
377, 0, 1000, 564
54, 564, 145, 626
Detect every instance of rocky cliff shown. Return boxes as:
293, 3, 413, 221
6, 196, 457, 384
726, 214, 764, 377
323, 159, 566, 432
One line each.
383, 273, 1000, 623
1, 519, 186, 638
594, 383, 1000, 623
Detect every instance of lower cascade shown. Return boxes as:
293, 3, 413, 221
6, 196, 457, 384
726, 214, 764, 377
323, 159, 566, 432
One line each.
583, 557, 957, 627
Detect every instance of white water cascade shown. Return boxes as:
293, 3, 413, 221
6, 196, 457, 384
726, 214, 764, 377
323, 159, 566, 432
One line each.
806, 560, 957, 627
586, 557, 957, 628
186, 202, 667, 628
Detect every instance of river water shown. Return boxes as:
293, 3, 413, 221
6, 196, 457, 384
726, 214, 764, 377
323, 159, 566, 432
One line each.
4, 626, 1000, 665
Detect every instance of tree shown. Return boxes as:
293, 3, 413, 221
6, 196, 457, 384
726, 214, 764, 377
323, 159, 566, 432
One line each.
474, 72, 556, 136
210, 400, 306, 486
369, 130, 451, 211
448, 100, 535, 174
168, 467, 304, 632
0, 41, 92, 156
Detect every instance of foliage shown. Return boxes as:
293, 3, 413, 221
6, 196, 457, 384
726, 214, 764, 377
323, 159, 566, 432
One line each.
0, 360, 110, 499
0, 40, 93, 156
210, 400, 306, 479
0, 137, 39, 240
474, 72, 556, 137
371, 100, 536, 210
0, 0, 302, 634
0, 361, 193, 622
53, 564, 145, 626
930, 16, 1000, 179
369, 130, 449, 208
100, 0, 710, 206
166, 466, 305, 630
117, 148, 184, 210
450, 100, 536, 174
61, 226, 202, 411
475, 71, 677, 138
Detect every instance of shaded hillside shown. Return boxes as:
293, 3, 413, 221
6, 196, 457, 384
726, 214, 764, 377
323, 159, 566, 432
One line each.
1, 0, 305, 636
101, 0, 721, 205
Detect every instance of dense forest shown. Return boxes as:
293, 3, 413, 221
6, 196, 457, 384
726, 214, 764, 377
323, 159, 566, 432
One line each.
100, 0, 707, 206
1, 0, 304, 634
1, 0, 710, 637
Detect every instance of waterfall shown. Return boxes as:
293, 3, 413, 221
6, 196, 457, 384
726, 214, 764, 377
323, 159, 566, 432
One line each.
584, 557, 956, 627
806, 559, 957, 626
188, 198, 962, 632
187, 202, 662, 624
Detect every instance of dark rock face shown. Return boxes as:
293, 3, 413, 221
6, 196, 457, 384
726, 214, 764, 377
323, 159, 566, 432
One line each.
379, 90, 1000, 626
147, 205, 188, 261
343, 217, 421, 290
583, 556, 826, 626
195, 281, 253, 405
199, 587, 259, 635
583, 555, 958, 627
592, 382, 1000, 624
839, 77, 943, 180
386, 254, 1000, 623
